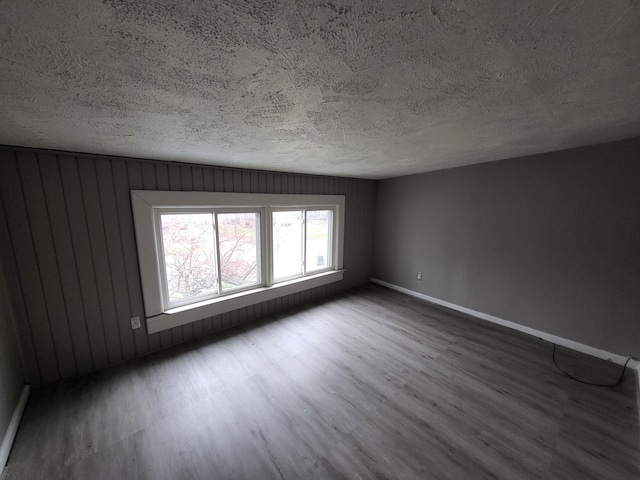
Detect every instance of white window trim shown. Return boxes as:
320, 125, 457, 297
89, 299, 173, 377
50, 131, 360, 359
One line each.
131, 191, 345, 334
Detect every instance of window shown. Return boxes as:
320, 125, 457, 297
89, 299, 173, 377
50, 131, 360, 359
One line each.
131, 191, 345, 334
217, 212, 260, 291
272, 209, 333, 281
159, 212, 219, 306
157, 210, 261, 309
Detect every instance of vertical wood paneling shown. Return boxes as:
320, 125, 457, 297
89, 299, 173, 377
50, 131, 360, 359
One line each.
266, 173, 274, 194
213, 169, 223, 191
168, 165, 182, 190
112, 160, 150, 356
78, 159, 123, 364
192, 317, 204, 339
230, 309, 240, 327
233, 171, 242, 192
223, 170, 233, 192
0, 154, 60, 382
39, 154, 93, 374
141, 162, 156, 190
155, 163, 170, 190
192, 167, 204, 191
180, 166, 192, 191
203, 168, 214, 192
280, 173, 288, 194
201, 316, 213, 336
18, 154, 77, 379
221, 311, 231, 329
212, 314, 222, 332
1, 147, 376, 386
4, 150, 62, 384
273, 173, 279, 193
242, 171, 251, 192
0, 156, 42, 385
94, 158, 137, 361
59, 156, 110, 373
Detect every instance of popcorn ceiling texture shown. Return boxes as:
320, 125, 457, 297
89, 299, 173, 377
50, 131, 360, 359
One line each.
1, 0, 640, 178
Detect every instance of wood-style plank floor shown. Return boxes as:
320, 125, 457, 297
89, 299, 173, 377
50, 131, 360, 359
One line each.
4, 284, 639, 479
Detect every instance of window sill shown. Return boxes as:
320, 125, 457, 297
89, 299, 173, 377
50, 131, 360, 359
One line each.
146, 270, 344, 334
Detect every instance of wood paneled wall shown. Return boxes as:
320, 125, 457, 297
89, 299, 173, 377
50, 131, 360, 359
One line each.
0, 147, 377, 386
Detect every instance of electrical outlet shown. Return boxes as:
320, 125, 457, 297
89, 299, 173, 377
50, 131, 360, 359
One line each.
416, 272, 422, 281
130, 316, 141, 330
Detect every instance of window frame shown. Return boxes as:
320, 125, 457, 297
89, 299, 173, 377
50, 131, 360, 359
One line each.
155, 207, 264, 310
155, 208, 218, 310
131, 191, 345, 334
270, 207, 335, 283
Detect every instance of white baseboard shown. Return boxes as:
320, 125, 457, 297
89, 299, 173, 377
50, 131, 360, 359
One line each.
636, 369, 640, 420
371, 278, 637, 370
0, 385, 30, 473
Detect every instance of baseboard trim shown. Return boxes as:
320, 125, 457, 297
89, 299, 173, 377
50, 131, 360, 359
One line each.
0, 385, 30, 473
636, 368, 640, 420
371, 278, 637, 370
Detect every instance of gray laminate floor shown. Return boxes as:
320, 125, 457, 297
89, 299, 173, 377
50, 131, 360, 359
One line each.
4, 284, 639, 479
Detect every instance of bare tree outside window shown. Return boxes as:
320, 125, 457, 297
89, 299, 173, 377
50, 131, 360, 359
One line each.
160, 211, 260, 305
218, 212, 259, 290
157, 206, 333, 307
160, 213, 217, 302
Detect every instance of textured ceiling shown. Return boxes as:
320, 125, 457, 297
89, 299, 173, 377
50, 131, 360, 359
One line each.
1, 1, 640, 179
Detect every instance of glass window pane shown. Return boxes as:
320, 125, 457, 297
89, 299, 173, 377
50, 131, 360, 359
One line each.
160, 213, 217, 303
273, 210, 302, 280
218, 212, 260, 291
306, 210, 332, 273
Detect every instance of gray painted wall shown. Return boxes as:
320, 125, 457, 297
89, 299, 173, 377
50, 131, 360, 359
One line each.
373, 137, 640, 358
0, 147, 377, 386
0, 257, 25, 453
